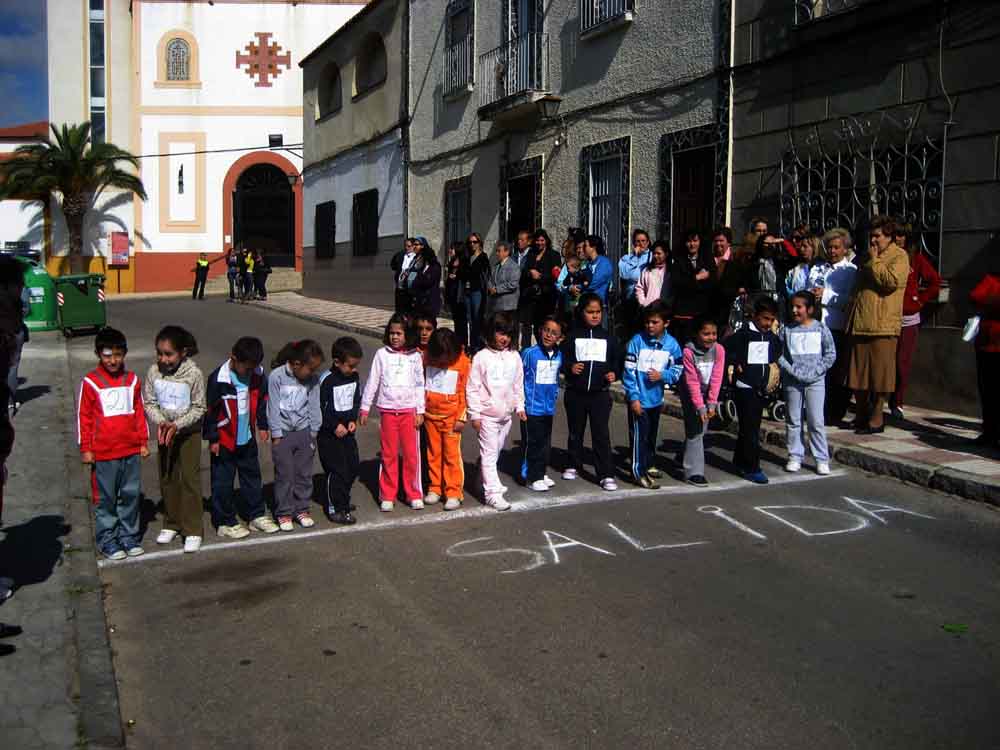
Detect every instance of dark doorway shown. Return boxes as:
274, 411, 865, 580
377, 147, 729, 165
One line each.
233, 164, 294, 267
671, 146, 715, 253
505, 173, 539, 243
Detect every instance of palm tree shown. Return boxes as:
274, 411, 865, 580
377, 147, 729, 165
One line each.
0, 122, 147, 261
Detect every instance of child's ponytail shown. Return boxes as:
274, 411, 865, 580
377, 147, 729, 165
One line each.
272, 339, 324, 369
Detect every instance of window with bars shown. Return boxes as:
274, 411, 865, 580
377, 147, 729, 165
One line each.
89, 1, 106, 143
352, 189, 379, 257
580, 137, 631, 268
444, 177, 472, 249
315, 201, 337, 259
444, 0, 474, 97
166, 38, 191, 81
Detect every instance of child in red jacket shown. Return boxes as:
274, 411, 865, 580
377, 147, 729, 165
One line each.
77, 328, 150, 560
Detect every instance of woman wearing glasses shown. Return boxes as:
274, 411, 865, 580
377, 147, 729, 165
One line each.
461, 233, 490, 352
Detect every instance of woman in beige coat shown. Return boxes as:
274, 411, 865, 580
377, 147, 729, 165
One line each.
846, 216, 910, 433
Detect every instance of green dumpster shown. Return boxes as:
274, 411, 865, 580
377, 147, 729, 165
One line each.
17, 257, 60, 332
54, 273, 107, 336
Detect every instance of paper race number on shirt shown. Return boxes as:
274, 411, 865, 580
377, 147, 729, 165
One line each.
747, 341, 770, 365
153, 380, 191, 412
99, 386, 134, 417
575, 338, 608, 363
332, 382, 357, 412
535, 360, 559, 385
787, 330, 822, 356
426, 367, 459, 395
637, 349, 670, 374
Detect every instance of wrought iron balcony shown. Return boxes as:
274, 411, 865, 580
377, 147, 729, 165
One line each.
794, 0, 871, 26
443, 36, 475, 98
580, 0, 635, 37
478, 33, 549, 117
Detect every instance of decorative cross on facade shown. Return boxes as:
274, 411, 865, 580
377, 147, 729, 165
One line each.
235, 32, 291, 88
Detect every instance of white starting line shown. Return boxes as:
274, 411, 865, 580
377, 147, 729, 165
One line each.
97, 470, 847, 569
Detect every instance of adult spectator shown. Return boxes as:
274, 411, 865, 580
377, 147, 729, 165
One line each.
748, 232, 788, 303
820, 228, 858, 425
969, 267, 1000, 446
390, 238, 419, 314
889, 225, 941, 420
634, 240, 670, 309
487, 241, 520, 314
0, 255, 23, 518
555, 235, 582, 314
191, 253, 209, 300
618, 229, 651, 331
462, 232, 490, 352
846, 216, 910, 434
669, 229, 716, 343
710, 227, 735, 326
716, 233, 756, 333
784, 235, 831, 299
407, 237, 443, 318
253, 251, 271, 301
513, 229, 534, 348
519, 229, 561, 344
444, 241, 467, 346
225, 249, 239, 302
582, 235, 614, 326
749, 217, 768, 240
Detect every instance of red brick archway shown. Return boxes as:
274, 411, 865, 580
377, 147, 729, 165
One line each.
222, 151, 302, 272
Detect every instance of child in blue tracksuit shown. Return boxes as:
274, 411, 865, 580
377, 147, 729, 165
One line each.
623, 301, 683, 488
520, 316, 564, 491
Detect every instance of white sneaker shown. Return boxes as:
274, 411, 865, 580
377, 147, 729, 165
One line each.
424, 493, 441, 505
484, 494, 511, 511
217, 524, 250, 540
529, 479, 550, 492
816, 462, 831, 475
156, 529, 178, 545
410, 499, 425, 510
126, 546, 145, 557
600, 477, 618, 492
295, 513, 315, 528
380, 500, 394, 512
249, 516, 279, 534
183, 536, 202, 553
106, 549, 127, 561
562, 468, 578, 480
785, 458, 802, 473
277, 516, 294, 532
543, 475, 556, 488
444, 497, 461, 511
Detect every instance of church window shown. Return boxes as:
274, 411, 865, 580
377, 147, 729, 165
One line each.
166, 38, 191, 81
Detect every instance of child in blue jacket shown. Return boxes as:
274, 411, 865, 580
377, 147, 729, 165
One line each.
521, 316, 564, 491
623, 301, 683, 488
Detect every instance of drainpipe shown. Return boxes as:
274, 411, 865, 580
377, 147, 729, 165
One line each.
401, 0, 411, 248
936, 0, 956, 281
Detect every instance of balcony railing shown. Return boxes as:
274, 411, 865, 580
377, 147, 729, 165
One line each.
478, 32, 549, 111
443, 36, 474, 98
794, 0, 870, 26
580, 0, 635, 36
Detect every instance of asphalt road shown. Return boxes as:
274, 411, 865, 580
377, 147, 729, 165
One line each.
71, 298, 1000, 749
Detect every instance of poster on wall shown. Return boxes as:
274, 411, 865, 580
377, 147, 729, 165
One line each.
110, 231, 130, 267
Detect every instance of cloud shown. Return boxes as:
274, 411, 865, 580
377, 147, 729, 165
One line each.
0, 0, 47, 127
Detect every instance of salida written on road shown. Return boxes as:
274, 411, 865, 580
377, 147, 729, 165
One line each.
446, 496, 936, 575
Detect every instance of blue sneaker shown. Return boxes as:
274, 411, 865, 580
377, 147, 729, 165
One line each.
744, 470, 769, 485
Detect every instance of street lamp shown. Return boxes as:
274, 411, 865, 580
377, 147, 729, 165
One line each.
286, 172, 300, 188
537, 95, 562, 120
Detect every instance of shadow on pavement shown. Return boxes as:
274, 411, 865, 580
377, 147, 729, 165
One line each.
0, 514, 70, 589
12, 384, 51, 406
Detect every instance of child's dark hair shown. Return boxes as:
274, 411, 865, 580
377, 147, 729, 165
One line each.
536, 314, 564, 335
155, 325, 198, 358
95, 327, 128, 354
383, 312, 418, 349
272, 339, 325, 369
691, 313, 718, 335
332, 336, 363, 362
790, 290, 816, 311
413, 311, 438, 328
752, 295, 780, 317
427, 328, 462, 368
575, 292, 603, 322
642, 300, 672, 324
483, 311, 516, 349
232, 336, 264, 365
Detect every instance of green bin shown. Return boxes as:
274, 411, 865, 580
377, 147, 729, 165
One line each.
17, 257, 59, 332
54, 273, 107, 335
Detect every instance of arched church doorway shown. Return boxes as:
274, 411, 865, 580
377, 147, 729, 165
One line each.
233, 163, 294, 267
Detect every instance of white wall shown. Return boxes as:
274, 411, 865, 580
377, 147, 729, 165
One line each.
0, 200, 44, 250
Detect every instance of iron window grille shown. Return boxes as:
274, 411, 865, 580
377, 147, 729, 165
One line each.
580, 0, 635, 36
444, 176, 473, 250
793, 0, 871, 26
658, 124, 727, 249
166, 38, 191, 81
499, 156, 543, 243
579, 137, 631, 269
479, 33, 548, 109
444, 0, 475, 98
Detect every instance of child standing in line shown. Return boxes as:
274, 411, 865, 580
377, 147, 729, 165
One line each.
204, 336, 279, 539
144, 326, 207, 553
424, 328, 470, 511
414, 313, 437, 363
679, 315, 726, 486
467, 312, 525, 510
521, 316, 563, 492
723, 296, 782, 484
318, 337, 364, 525
623, 302, 683, 489
779, 291, 836, 475
561, 293, 620, 491
268, 340, 325, 530
78, 328, 150, 559
360, 314, 426, 511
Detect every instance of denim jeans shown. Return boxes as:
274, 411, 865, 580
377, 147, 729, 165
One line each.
464, 291, 483, 352
93, 455, 142, 554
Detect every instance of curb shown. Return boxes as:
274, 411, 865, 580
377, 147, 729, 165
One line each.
58, 343, 126, 749
253, 299, 999, 508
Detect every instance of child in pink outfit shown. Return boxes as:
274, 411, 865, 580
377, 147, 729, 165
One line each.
678, 314, 726, 485
466, 312, 526, 511
360, 314, 426, 511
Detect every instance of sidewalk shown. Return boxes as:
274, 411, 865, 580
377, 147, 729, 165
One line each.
255, 292, 1000, 506
0, 334, 123, 749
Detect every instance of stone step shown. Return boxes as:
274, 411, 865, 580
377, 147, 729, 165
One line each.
205, 268, 302, 293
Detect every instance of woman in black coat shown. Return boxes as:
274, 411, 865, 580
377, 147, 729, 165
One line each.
518, 229, 562, 344
407, 237, 442, 319
669, 229, 716, 343
444, 241, 467, 340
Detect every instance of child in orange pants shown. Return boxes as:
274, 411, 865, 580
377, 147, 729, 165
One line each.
423, 328, 470, 511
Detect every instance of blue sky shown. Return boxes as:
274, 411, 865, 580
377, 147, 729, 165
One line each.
0, 0, 47, 128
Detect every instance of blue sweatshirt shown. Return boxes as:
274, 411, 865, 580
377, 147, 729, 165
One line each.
778, 320, 837, 385
622, 331, 683, 409
588, 254, 614, 303
521, 345, 562, 417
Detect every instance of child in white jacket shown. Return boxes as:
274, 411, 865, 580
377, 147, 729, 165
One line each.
466, 312, 525, 511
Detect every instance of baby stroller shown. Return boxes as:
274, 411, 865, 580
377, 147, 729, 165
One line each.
718, 292, 787, 425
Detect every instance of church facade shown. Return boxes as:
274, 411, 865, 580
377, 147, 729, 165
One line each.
39, 0, 364, 293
